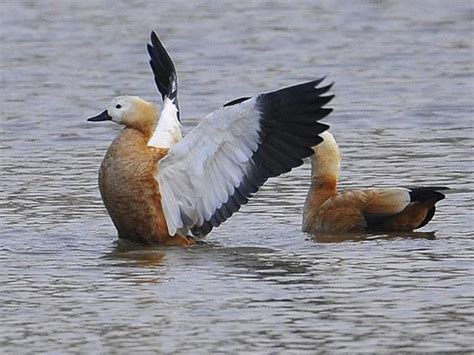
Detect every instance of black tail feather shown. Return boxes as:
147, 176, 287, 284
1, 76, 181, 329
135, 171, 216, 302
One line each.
417, 206, 437, 229
408, 187, 448, 203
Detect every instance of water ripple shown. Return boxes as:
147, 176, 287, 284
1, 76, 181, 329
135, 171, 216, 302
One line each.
1, 0, 473, 353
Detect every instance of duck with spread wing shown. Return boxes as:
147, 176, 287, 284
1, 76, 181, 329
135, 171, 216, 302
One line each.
87, 32, 334, 245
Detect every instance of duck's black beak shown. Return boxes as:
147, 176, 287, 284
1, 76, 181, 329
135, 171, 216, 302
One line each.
87, 110, 112, 122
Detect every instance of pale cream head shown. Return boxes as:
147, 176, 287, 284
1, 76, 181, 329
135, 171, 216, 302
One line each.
107, 96, 156, 127
88, 95, 159, 136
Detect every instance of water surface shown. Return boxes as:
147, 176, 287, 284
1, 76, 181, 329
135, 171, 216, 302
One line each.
1, 0, 473, 353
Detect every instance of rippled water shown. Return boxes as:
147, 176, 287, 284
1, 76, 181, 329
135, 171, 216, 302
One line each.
1, 0, 473, 353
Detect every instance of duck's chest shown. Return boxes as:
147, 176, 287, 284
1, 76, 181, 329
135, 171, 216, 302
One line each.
98, 130, 166, 201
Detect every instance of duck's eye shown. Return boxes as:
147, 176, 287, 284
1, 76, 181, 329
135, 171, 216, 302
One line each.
115, 104, 122, 109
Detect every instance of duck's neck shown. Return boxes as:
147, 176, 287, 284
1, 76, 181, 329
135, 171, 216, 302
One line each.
133, 103, 159, 140
302, 133, 341, 231
305, 159, 339, 209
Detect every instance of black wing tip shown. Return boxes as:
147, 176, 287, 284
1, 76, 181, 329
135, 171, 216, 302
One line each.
408, 187, 449, 202
191, 223, 213, 237
286, 76, 330, 90
243, 75, 335, 182
223, 96, 252, 107
263, 77, 335, 107
261, 76, 333, 94
309, 76, 327, 87
191, 180, 253, 236
299, 76, 333, 89
318, 122, 331, 132
318, 107, 333, 121
149, 31, 174, 65
150, 31, 164, 51
312, 78, 335, 99
148, 30, 178, 100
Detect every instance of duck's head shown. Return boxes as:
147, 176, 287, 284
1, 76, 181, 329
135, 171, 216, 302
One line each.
87, 96, 158, 135
311, 131, 341, 180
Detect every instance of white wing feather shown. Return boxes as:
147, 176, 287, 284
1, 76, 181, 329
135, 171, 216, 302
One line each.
157, 98, 259, 236
148, 97, 182, 148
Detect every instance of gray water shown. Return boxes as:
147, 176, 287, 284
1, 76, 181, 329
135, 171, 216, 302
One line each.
1, 0, 473, 353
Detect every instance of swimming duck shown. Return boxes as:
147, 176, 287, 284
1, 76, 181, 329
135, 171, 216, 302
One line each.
302, 131, 448, 234
87, 32, 334, 245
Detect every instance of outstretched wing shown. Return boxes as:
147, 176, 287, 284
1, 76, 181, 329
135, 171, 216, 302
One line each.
147, 31, 182, 148
157, 79, 334, 236
147, 31, 179, 115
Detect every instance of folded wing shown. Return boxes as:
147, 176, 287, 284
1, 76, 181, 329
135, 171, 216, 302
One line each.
363, 187, 448, 230
363, 188, 411, 215
157, 79, 334, 236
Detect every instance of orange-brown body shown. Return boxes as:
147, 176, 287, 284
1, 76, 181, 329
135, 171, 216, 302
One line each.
303, 183, 441, 234
302, 132, 446, 234
94, 98, 194, 246
99, 128, 194, 245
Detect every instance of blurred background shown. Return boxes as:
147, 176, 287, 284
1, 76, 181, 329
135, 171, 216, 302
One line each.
1, 0, 473, 353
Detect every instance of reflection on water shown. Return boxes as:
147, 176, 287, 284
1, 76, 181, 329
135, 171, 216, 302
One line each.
107, 243, 166, 268
311, 231, 437, 244
1, 0, 473, 353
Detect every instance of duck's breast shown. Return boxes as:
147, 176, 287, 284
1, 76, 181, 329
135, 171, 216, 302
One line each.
98, 129, 169, 242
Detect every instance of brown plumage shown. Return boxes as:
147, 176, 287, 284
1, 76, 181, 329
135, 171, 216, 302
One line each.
302, 132, 448, 234
87, 33, 335, 246
95, 98, 195, 246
